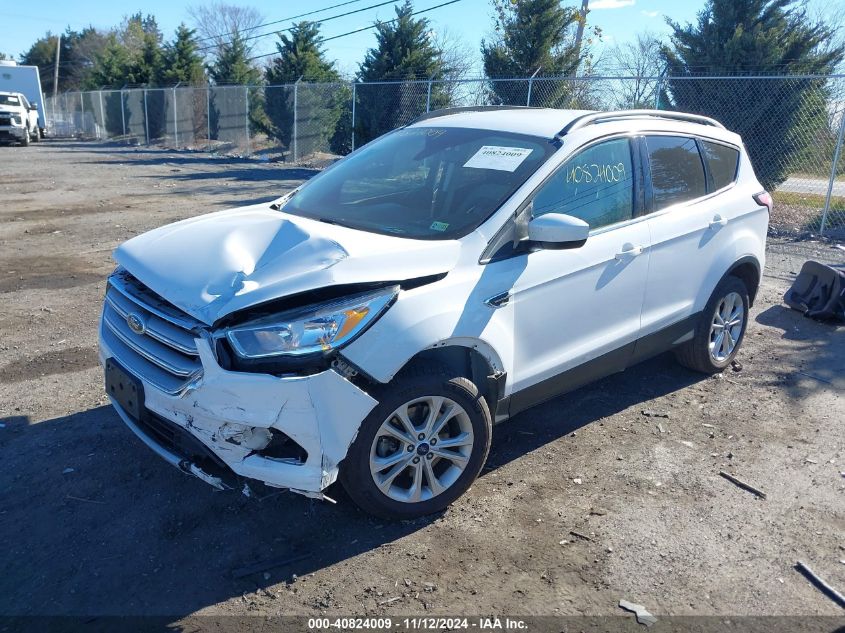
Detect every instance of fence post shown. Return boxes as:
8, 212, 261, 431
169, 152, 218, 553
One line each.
120, 88, 126, 137
654, 69, 666, 110
351, 82, 357, 152
820, 108, 845, 235
426, 79, 433, 112
526, 67, 541, 107
143, 88, 150, 145
207, 87, 211, 143
98, 90, 105, 139
80, 94, 85, 136
172, 85, 178, 146
244, 85, 251, 155
293, 78, 300, 163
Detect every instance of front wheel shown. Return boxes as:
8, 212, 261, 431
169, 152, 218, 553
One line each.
20, 131, 30, 147
341, 367, 492, 519
674, 275, 749, 373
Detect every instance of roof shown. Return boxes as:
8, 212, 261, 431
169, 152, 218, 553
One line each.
409, 107, 595, 139
409, 107, 735, 143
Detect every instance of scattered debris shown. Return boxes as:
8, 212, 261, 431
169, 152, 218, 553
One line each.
230, 553, 310, 580
241, 483, 253, 498
569, 530, 593, 542
730, 360, 743, 372
795, 561, 845, 608
719, 471, 767, 499
378, 596, 401, 606
641, 409, 669, 418
702, 423, 715, 428
62, 468, 75, 474
559, 539, 569, 545
573, 478, 583, 485
66, 495, 106, 505
618, 599, 657, 627
804, 458, 818, 464
657, 423, 666, 434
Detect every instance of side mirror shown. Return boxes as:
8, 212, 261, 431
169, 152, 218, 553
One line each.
31, 103, 38, 110
527, 213, 589, 249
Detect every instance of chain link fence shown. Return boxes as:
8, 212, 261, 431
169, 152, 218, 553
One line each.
44, 74, 845, 236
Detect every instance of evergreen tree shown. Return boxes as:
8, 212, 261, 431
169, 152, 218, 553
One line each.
161, 24, 205, 85
662, 0, 844, 189
207, 35, 263, 140
481, 0, 583, 106
264, 22, 345, 158
355, 1, 447, 144
208, 35, 261, 85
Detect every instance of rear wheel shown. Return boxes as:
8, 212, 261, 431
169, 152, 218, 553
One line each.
341, 366, 492, 519
674, 276, 749, 373
30, 127, 40, 142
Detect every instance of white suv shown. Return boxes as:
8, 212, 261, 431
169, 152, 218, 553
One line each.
99, 108, 770, 518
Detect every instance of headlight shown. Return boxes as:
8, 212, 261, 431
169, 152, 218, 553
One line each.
225, 286, 398, 359
11, 115, 22, 126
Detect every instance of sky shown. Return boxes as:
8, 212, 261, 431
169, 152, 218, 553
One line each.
0, 0, 837, 78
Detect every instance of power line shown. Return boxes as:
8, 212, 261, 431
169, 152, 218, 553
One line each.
249, 0, 466, 62
197, 0, 402, 53
194, 0, 373, 45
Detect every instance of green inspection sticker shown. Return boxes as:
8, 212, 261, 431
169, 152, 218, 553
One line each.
430, 221, 450, 231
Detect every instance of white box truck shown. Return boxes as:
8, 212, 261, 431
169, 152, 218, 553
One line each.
0, 61, 47, 139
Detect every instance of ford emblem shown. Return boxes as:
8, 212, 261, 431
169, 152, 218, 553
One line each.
127, 313, 146, 335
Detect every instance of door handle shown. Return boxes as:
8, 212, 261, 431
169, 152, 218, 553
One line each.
709, 214, 728, 229
615, 244, 644, 261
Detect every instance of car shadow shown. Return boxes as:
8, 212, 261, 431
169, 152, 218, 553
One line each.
0, 352, 700, 618
754, 303, 844, 395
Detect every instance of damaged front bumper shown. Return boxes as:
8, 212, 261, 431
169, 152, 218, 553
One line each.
99, 326, 378, 498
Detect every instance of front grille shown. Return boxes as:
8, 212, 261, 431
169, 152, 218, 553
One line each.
102, 269, 204, 394
0, 117, 11, 126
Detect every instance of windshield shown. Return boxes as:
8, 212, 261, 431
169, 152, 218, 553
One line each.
0, 95, 21, 107
281, 127, 557, 239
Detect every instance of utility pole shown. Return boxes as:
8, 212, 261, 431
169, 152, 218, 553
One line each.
52, 33, 61, 98
572, 0, 589, 74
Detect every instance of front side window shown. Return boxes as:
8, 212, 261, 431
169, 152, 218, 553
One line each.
700, 140, 739, 191
281, 127, 556, 239
0, 94, 21, 106
646, 135, 706, 209
532, 138, 634, 229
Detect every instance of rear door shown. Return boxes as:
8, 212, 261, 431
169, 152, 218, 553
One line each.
639, 134, 740, 337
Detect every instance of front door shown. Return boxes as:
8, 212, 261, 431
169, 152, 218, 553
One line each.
500, 137, 651, 412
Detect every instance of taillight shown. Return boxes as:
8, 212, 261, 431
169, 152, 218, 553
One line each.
753, 191, 773, 213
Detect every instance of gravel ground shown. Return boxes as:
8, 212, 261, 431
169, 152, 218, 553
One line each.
0, 141, 843, 626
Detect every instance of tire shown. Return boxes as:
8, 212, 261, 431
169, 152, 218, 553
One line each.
30, 127, 39, 142
674, 275, 749, 374
340, 364, 492, 520
20, 131, 29, 147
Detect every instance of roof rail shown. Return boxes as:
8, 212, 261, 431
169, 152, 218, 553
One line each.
558, 109, 725, 137
410, 105, 531, 125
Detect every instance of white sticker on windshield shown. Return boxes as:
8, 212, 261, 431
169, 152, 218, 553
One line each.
463, 146, 533, 172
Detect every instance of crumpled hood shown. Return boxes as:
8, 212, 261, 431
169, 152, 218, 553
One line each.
113, 203, 461, 325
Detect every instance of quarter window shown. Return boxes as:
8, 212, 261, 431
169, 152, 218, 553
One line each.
645, 135, 706, 208
700, 140, 739, 191
533, 138, 634, 229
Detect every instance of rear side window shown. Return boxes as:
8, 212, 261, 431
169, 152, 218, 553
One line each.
533, 138, 634, 229
700, 140, 739, 191
645, 135, 706, 209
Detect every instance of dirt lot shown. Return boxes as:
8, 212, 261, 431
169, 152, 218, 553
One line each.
0, 141, 843, 626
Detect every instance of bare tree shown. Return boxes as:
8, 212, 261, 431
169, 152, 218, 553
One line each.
188, 2, 265, 58
601, 32, 665, 109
